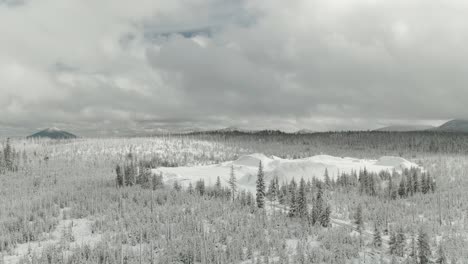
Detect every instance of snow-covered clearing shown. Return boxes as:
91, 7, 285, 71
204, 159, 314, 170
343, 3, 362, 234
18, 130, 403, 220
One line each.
3, 208, 101, 264
154, 153, 420, 193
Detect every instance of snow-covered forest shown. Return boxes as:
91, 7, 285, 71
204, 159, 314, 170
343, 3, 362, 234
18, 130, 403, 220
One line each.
1, 132, 467, 263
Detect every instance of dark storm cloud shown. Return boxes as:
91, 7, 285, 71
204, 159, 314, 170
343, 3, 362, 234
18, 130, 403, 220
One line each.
1, 0, 467, 136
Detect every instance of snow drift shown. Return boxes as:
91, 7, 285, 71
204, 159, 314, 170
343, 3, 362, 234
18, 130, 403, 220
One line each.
153, 154, 420, 193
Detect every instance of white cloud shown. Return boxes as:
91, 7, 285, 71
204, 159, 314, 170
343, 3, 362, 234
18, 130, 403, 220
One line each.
0, 0, 467, 136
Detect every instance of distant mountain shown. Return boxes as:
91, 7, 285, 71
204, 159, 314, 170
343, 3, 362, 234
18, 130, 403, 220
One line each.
216, 126, 253, 133
374, 125, 435, 132
434, 119, 468, 132
295, 129, 316, 134
188, 127, 286, 135
27, 128, 77, 139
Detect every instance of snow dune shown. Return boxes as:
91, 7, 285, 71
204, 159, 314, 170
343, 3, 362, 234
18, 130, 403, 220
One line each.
153, 154, 420, 193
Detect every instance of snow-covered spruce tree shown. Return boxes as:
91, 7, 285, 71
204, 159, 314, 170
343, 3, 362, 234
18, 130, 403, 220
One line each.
173, 181, 182, 192
412, 171, 420, 194
288, 178, 297, 217
417, 228, 431, 264
311, 182, 323, 225
355, 204, 363, 233
373, 225, 382, 248
396, 228, 406, 257
399, 177, 407, 198
296, 178, 308, 219
3, 138, 14, 172
407, 172, 414, 196
215, 176, 222, 197
115, 164, 124, 188
319, 205, 331, 227
324, 169, 331, 188
256, 161, 265, 209
187, 182, 194, 194
228, 165, 237, 202
409, 234, 418, 263
195, 179, 205, 196
124, 163, 136, 186
389, 232, 397, 255
436, 244, 447, 264
355, 204, 364, 247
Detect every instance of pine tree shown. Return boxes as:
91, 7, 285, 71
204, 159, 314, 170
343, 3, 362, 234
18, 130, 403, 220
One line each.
396, 228, 406, 257
215, 176, 222, 190
296, 178, 308, 219
320, 205, 331, 227
388, 175, 394, 198
311, 182, 323, 225
418, 228, 431, 264
413, 171, 420, 194
256, 161, 265, 209
324, 169, 331, 188
421, 174, 428, 194
436, 244, 447, 264
268, 178, 276, 201
389, 232, 397, 255
399, 177, 406, 198
288, 179, 297, 217
359, 169, 367, 194
355, 204, 364, 233
187, 182, 194, 194
3, 138, 14, 171
124, 164, 134, 186
116, 164, 124, 188
228, 165, 237, 202
407, 173, 414, 196
173, 181, 181, 192
373, 226, 382, 248
195, 179, 205, 196
409, 234, 417, 263
355, 204, 364, 248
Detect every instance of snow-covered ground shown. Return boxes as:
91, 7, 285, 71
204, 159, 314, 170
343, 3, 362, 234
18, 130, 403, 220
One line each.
154, 153, 420, 193
3, 208, 101, 264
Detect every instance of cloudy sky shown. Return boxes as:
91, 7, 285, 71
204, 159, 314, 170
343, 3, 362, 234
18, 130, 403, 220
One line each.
1, 0, 467, 136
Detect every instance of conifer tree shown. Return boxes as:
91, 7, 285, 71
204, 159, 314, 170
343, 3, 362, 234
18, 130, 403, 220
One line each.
409, 234, 417, 263
116, 164, 124, 188
4, 138, 13, 171
124, 164, 134, 186
396, 228, 406, 257
418, 228, 431, 264
288, 179, 297, 217
373, 225, 382, 248
256, 161, 265, 209
399, 177, 406, 198
388, 175, 394, 198
320, 205, 331, 227
195, 179, 205, 196
324, 169, 331, 188
355, 204, 364, 233
421, 174, 428, 194
311, 182, 323, 225
173, 181, 181, 192
436, 244, 447, 264
413, 171, 420, 193
228, 165, 237, 201
389, 232, 397, 255
355, 204, 364, 247
268, 178, 277, 202
296, 178, 308, 219
215, 176, 222, 190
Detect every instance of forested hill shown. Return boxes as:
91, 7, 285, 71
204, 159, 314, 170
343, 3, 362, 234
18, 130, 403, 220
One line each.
185, 130, 468, 156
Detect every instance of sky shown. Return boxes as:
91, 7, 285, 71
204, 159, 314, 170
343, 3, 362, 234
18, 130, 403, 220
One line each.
1, 0, 467, 137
